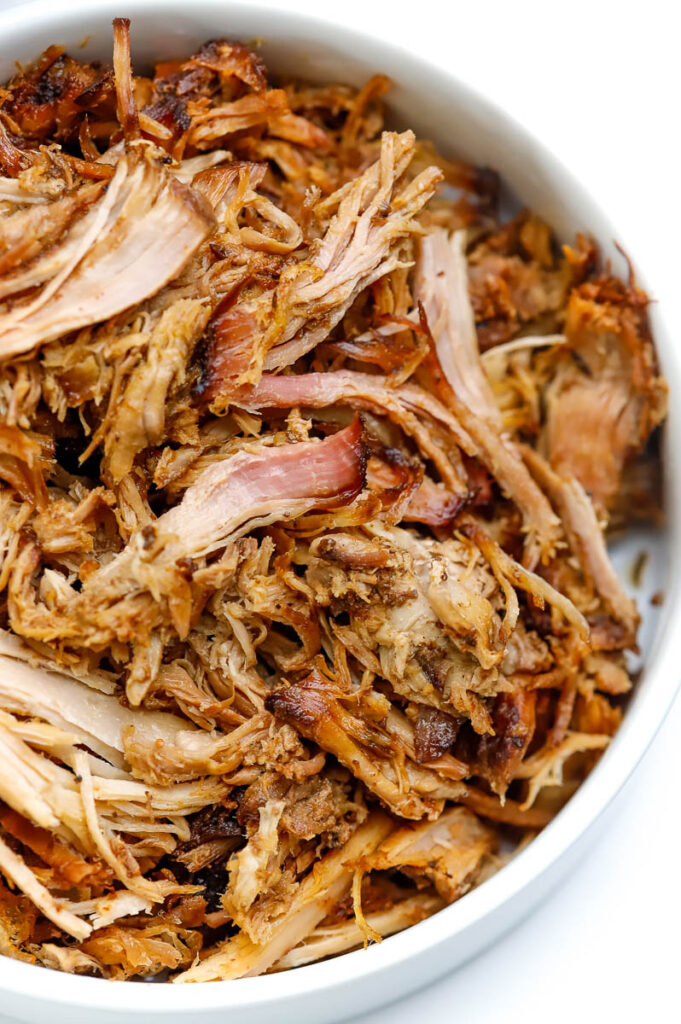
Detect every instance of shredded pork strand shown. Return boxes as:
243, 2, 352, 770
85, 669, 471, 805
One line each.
0, 19, 666, 982
0, 148, 214, 358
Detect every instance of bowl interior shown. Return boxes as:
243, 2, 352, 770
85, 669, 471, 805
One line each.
0, 2, 678, 1020
0, 5, 638, 244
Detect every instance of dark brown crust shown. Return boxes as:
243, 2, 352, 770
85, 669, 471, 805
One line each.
193, 39, 268, 93
4, 45, 110, 143
475, 690, 536, 795
174, 804, 244, 855
413, 706, 461, 763
266, 674, 333, 735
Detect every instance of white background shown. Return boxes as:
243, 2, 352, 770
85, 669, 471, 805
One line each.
0, 1, 679, 1022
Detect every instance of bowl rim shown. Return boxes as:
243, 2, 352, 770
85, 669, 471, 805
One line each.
0, 0, 679, 1013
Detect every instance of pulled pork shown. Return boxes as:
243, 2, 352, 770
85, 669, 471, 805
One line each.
0, 19, 666, 982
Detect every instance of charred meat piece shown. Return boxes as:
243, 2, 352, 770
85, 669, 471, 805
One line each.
4, 46, 112, 143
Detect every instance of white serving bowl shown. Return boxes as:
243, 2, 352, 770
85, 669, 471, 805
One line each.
0, 2, 678, 1022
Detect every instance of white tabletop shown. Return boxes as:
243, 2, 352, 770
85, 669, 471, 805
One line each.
0, 1, 678, 1021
